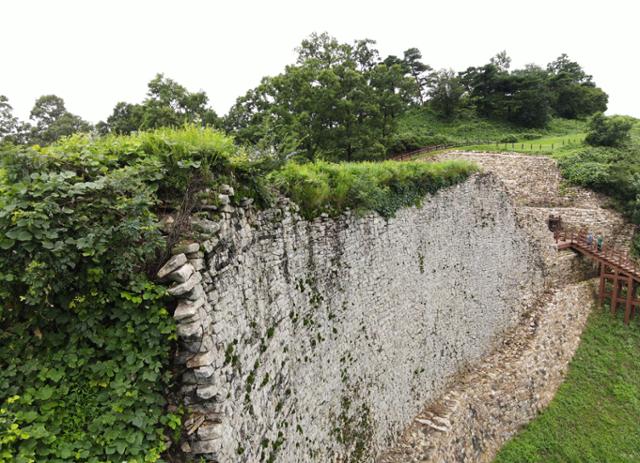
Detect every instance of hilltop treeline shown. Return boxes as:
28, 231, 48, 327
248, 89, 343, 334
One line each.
1, 33, 607, 161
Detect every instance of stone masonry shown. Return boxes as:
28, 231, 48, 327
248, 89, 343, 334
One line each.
158, 173, 548, 462
375, 151, 633, 462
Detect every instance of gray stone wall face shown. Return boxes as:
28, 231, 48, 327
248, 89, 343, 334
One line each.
164, 173, 546, 462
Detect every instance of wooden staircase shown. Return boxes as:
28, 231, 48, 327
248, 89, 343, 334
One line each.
555, 229, 639, 324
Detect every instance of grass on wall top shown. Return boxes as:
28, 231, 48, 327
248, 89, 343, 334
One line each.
268, 159, 478, 219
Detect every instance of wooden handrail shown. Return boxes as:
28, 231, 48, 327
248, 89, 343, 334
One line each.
557, 228, 639, 281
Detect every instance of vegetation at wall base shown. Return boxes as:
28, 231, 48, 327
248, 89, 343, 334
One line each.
494, 307, 640, 463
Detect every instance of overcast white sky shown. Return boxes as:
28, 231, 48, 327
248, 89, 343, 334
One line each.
2, 0, 638, 122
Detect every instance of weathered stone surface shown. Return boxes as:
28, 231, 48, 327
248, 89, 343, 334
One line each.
186, 350, 216, 369
190, 258, 205, 271
196, 422, 223, 441
202, 239, 220, 254
174, 297, 205, 321
169, 263, 194, 283
194, 365, 215, 380
168, 272, 202, 296
173, 242, 200, 255
172, 173, 548, 462
191, 439, 221, 454
218, 194, 230, 205
192, 219, 221, 236
185, 284, 205, 301
157, 254, 187, 280
374, 151, 631, 463
163, 153, 635, 462
176, 320, 204, 341
196, 385, 220, 400
220, 184, 234, 196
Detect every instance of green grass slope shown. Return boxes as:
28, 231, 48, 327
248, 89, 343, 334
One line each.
392, 108, 586, 154
494, 308, 640, 463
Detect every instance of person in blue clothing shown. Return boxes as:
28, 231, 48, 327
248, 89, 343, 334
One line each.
586, 232, 593, 248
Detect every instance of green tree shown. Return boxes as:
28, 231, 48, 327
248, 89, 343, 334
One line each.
547, 54, 608, 118
105, 74, 220, 134
225, 33, 416, 161
490, 50, 512, 71
27, 95, 92, 145
459, 62, 510, 119
585, 113, 633, 147
402, 47, 432, 104
506, 66, 552, 128
427, 69, 465, 120
0, 96, 20, 144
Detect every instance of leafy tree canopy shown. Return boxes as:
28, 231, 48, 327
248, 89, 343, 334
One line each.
27, 95, 92, 146
225, 33, 420, 161
103, 74, 220, 135
585, 112, 634, 147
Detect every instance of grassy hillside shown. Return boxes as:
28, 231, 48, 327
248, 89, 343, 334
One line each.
494, 308, 640, 463
392, 108, 586, 154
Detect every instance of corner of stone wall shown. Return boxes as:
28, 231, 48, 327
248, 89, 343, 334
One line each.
156, 184, 252, 460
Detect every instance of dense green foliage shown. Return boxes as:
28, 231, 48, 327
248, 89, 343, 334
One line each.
392, 108, 586, 153
2, 35, 608, 160
552, 120, 640, 251
223, 37, 606, 160
0, 95, 91, 146
585, 112, 634, 147
0, 127, 269, 462
101, 74, 220, 136
269, 159, 477, 218
225, 33, 419, 161
459, 53, 607, 129
494, 308, 640, 463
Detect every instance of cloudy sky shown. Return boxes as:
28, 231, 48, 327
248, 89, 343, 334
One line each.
2, 0, 637, 122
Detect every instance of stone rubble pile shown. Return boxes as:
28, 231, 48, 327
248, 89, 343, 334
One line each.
377, 282, 595, 463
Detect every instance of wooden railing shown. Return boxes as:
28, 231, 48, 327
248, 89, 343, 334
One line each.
554, 229, 640, 278
389, 144, 458, 161
555, 228, 640, 324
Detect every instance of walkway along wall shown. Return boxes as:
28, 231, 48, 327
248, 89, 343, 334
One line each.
159, 173, 547, 462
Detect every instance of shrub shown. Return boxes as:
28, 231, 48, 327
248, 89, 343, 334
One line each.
268, 159, 477, 218
500, 134, 519, 143
585, 113, 634, 147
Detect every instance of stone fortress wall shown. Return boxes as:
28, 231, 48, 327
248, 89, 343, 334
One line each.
158, 172, 547, 462
375, 152, 634, 463
160, 151, 636, 462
